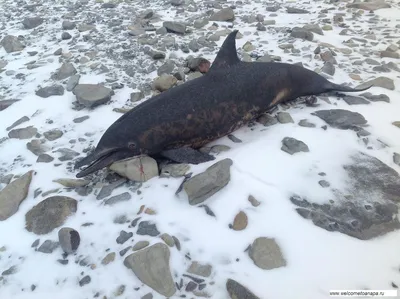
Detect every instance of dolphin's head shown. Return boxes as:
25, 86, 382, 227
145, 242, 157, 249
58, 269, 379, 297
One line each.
74, 114, 146, 178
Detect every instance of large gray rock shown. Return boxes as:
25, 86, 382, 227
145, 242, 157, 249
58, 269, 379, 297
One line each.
248, 237, 287, 270
25, 196, 78, 235
226, 279, 260, 299
124, 243, 176, 297
72, 84, 114, 108
291, 152, 400, 240
281, 137, 309, 155
311, 109, 367, 129
0, 100, 20, 111
163, 21, 186, 34
1, 35, 25, 53
109, 156, 158, 182
0, 170, 33, 221
356, 77, 395, 91
22, 17, 44, 29
8, 126, 38, 139
183, 158, 233, 205
347, 0, 391, 11
209, 8, 235, 21
51, 62, 77, 81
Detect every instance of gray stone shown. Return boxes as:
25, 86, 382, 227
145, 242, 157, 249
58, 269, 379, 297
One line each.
356, 77, 395, 91
96, 178, 127, 200
347, 1, 391, 11
37, 154, 54, 163
116, 230, 133, 244
249, 237, 287, 270
153, 74, 177, 91
35, 85, 65, 98
22, 17, 43, 29
8, 126, 38, 139
62, 20, 76, 30
137, 221, 160, 236
298, 119, 316, 128
183, 158, 233, 205
160, 163, 190, 178
141, 294, 153, 299
6, 116, 30, 131
187, 261, 212, 278
66, 75, 80, 91
394, 153, 400, 167
291, 28, 313, 41
257, 114, 278, 126
104, 192, 132, 205
25, 196, 78, 235
2, 265, 17, 276
342, 95, 370, 105
321, 62, 335, 76
72, 84, 114, 108
226, 279, 260, 299
52, 62, 77, 81
53, 178, 89, 188
163, 21, 186, 34
79, 275, 91, 286
0, 100, 20, 111
133, 241, 150, 251
209, 8, 235, 21
44, 129, 63, 141
277, 112, 294, 123
281, 137, 309, 155
311, 109, 367, 129
61, 32, 72, 40
1, 35, 24, 53
0, 170, 33, 221
287, 7, 309, 14
360, 92, 390, 103
160, 233, 175, 247
55, 148, 80, 161
37, 240, 60, 254
110, 156, 158, 182
157, 60, 175, 76
130, 91, 144, 102
124, 243, 176, 297
303, 24, 323, 35
58, 227, 80, 254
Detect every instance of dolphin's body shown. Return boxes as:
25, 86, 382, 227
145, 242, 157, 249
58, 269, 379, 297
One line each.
75, 30, 371, 178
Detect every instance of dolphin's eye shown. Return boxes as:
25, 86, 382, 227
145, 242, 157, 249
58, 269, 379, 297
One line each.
128, 142, 136, 150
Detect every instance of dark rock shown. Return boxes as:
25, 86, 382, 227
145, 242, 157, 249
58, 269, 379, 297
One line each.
58, 227, 80, 254
22, 17, 43, 29
8, 126, 38, 139
79, 275, 91, 286
1, 35, 25, 53
0, 100, 20, 111
311, 109, 367, 129
37, 240, 59, 253
226, 279, 260, 299
35, 85, 65, 98
163, 21, 186, 34
116, 230, 133, 244
287, 7, 309, 14
281, 137, 310, 155
137, 221, 160, 236
342, 95, 370, 105
104, 192, 131, 205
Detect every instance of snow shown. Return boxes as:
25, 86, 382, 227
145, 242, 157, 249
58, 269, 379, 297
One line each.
1, 0, 400, 299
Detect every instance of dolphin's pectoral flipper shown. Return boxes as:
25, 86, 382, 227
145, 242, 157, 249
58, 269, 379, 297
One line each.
159, 147, 215, 164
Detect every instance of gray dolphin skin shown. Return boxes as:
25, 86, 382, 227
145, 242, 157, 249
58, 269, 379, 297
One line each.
74, 29, 372, 178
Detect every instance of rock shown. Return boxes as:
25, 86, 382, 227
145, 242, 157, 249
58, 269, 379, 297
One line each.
187, 261, 212, 277
0, 100, 20, 111
6, 116, 30, 131
248, 195, 261, 207
141, 294, 153, 299
133, 241, 150, 251
380, 51, 399, 59
183, 158, 233, 205
311, 109, 367, 129
257, 114, 278, 126
44, 129, 63, 141
2, 265, 17, 276
104, 192, 132, 206
62, 20, 76, 30
37, 240, 59, 254
342, 95, 370, 105
248, 237, 287, 270
277, 112, 294, 123
130, 91, 144, 102
37, 154, 54, 163
163, 21, 186, 34
52, 62, 77, 80
209, 8, 235, 21
359, 92, 390, 103
0, 170, 33, 221
321, 62, 335, 76
72, 84, 114, 108
116, 230, 133, 244
187, 57, 211, 73
298, 119, 316, 128
287, 7, 309, 14
226, 279, 260, 299
347, 1, 391, 11
102, 252, 116, 265
124, 243, 176, 297
25, 196, 78, 235
356, 77, 395, 91
35, 85, 65, 98
303, 24, 323, 35
67, 75, 80, 91
281, 137, 309, 155
22, 17, 43, 29
53, 178, 89, 188
160, 233, 175, 247
79, 275, 91, 287
56, 148, 80, 161
110, 156, 158, 182
319, 180, 330, 188
232, 211, 248, 231
186, 281, 197, 292
161, 163, 190, 178
137, 221, 160, 237
27, 139, 47, 156
153, 74, 178, 92
96, 178, 126, 200
8, 126, 38, 139
1, 35, 25, 53
58, 227, 80, 254
291, 28, 313, 41
394, 153, 400, 167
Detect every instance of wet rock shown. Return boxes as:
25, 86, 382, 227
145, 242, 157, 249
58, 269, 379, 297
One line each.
187, 261, 212, 278
58, 227, 80, 254
102, 252, 116, 265
281, 137, 309, 155
44, 129, 63, 141
8, 126, 37, 139
232, 211, 248, 231
0, 170, 33, 221
226, 279, 260, 299
209, 8, 235, 21
109, 156, 158, 182
52, 62, 77, 80
35, 85, 65, 98
277, 112, 294, 124
153, 74, 178, 92
1, 35, 25, 53
137, 221, 160, 236
124, 243, 176, 297
22, 17, 43, 29
311, 109, 367, 129
72, 84, 114, 108
248, 237, 287, 270
183, 158, 233, 205
104, 192, 132, 206
356, 77, 395, 91
6, 116, 30, 131
25, 196, 78, 235
116, 230, 133, 244
342, 95, 370, 105
37, 240, 59, 254
163, 21, 186, 34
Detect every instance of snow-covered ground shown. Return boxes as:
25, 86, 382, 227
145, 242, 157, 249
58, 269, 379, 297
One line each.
1, 0, 400, 298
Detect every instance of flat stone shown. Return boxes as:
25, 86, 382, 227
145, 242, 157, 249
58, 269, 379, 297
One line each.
360, 92, 390, 103
96, 178, 127, 200
124, 243, 176, 297
133, 240, 150, 251
35, 85, 65, 98
281, 137, 309, 155
342, 95, 370, 105
209, 8, 235, 21
109, 156, 158, 182
37, 240, 59, 254
347, 1, 391, 11
277, 112, 294, 123
160, 163, 190, 178
311, 109, 367, 129
0, 100, 20, 111
298, 119, 316, 128
249, 237, 287, 270
53, 178, 89, 188
356, 77, 395, 91
226, 279, 260, 299
43, 129, 63, 141
101, 252, 116, 265
163, 21, 186, 34
137, 221, 160, 237
25, 196, 78, 235
22, 17, 43, 29
116, 230, 133, 244
67, 75, 81, 91
72, 84, 114, 108
6, 116, 30, 131
187, 261, 212, 278
104, 192, 132, 206
183, 158, 233, 205
51, 62, 77, 80
0, 170, 33, 221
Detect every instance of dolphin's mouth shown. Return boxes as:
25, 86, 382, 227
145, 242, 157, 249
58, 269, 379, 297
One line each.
75, 148, 133, 178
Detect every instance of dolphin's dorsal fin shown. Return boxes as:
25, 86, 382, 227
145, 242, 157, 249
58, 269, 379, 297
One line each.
209, 29, 240, 71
